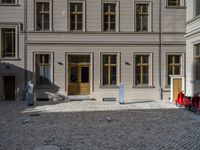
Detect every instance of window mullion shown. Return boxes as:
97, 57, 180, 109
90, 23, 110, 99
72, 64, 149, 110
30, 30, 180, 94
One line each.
42, 55, 45, 82
12, 30, 14, 57
108, 56, 111, 85
75, 14, 77, 31
141, 56, 143, 84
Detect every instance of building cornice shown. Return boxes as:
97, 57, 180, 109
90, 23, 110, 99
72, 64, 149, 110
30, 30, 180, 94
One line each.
27, 41, 186, 46
26, 31, 185, 35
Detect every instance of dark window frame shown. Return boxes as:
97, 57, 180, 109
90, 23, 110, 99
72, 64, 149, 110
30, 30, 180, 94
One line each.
35, 54, 52, 86
135, 55, 150, 86
0, 0, 18, 5
69, 2, 83, 31
35, 1, 50, 31
102, 3, 116, 32
1, 28, 16, 58
102, 54, 118, 86
167, 55, 182, 86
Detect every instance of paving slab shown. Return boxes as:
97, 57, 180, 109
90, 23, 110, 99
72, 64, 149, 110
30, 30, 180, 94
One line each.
34, 145, 60, 150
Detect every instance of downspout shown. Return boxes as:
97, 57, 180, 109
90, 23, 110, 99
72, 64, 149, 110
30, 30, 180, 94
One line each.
159, 0, 163, 100
24, 0, 27, 100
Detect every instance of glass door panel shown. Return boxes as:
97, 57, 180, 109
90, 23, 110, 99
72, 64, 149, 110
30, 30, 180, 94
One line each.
81, 67, 89, 83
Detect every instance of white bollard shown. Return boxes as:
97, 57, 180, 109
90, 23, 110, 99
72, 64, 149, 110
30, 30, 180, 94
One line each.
119, 83, 125, 104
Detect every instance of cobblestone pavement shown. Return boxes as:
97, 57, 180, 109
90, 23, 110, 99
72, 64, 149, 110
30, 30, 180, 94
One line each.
0, 100, 200, 150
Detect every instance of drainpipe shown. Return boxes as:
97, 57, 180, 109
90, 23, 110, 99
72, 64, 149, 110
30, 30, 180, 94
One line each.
159, 0, 163, 100
24, 0, 27, 100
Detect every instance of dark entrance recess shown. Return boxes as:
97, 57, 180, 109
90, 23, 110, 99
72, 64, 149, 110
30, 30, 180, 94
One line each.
3, 76, 15, 100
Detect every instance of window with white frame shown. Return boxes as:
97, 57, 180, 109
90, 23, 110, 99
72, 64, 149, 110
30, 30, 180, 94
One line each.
0, 0, 18, 4
134, 54, 152, 86
103, 3, 116, 31
101, 54, 119, 86
196, 0, 200, 17
102, 1, 119, 32
194, 45, 200, 80
166, 0, 185, 7
35, 53, 53, 86
68, 0, 85, 31
35, 1, 51, 31
70, 2, 83, 31
135, 2, 151, 32
0, 26, 18, 58
167, 55, 182, 86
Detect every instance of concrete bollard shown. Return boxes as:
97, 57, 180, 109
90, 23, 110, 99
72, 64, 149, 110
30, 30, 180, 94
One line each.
119, 83, 125, 104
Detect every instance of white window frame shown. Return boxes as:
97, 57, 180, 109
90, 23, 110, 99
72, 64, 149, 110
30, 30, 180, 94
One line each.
165, 0, 185, 7
33, 52, 54, 88
133, 52, 153, 87
67, 0, 86, 32
0, 0, 19, 5
133, 1, 152, 32
0, 24, 18, 59
165, 52, 184, 88
100, 52, 120, 87
34, 0, 52, 31
101, 0, 119, 32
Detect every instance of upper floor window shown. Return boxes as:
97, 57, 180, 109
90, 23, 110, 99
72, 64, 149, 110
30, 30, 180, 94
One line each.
135, 2, 152, 32
166, 0, 185, 7
0, 0, 18, 4
103, 3, 116, 31
194, 45, 200, 80
35, 2, 50, 31
0, 27, 17, 58
196, 0, 200, 17
70, 3, 83, 31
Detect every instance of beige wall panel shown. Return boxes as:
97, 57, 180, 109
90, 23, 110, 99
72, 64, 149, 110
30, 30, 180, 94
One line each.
161, 1, 186, 33
27, 33, 159, 44
87, 0, 101, 31
53, 0, 67, 31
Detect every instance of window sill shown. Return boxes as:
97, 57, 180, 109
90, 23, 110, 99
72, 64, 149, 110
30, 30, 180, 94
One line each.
165, 6, 186, 9
99, 85, 119, 89
0, 4, 20, 6
132, 85, 155, 88
0, 58, 21, 61
101, 31, 119, 32
134, 31, 153, 33
69, 30, 85, 32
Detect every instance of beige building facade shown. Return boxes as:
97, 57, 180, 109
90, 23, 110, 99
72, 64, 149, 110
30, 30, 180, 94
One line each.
0, 0, 186, 101
0, 0, 25, 101
185, 0, 200, 96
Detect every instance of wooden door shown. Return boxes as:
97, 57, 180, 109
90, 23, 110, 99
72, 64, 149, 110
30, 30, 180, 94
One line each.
68, 65, 90, 95
79, 66, 90, 95
173, 78, 182, 102
3, 76, 15, 100
68, 55, 90, 95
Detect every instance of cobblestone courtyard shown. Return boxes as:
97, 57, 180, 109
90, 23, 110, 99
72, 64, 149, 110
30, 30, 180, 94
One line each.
0, 100, 200, 150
